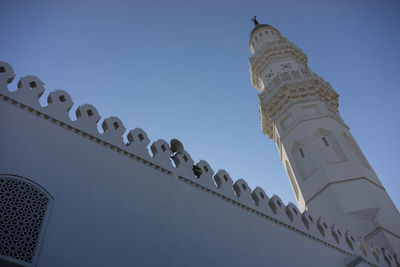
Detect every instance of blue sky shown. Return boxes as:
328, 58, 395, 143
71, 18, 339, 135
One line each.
2, 0, 400, 209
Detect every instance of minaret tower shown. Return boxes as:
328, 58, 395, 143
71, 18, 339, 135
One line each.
248, 17, 400, 253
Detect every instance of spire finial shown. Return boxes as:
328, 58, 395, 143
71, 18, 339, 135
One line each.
252, 16, 259, 26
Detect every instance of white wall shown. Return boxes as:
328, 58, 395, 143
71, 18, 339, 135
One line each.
0, 61, 396, 267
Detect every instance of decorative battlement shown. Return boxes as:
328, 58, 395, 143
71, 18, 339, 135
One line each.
0, 61, 398, 266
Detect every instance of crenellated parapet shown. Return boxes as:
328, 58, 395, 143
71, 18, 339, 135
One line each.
0, 61, 398, 266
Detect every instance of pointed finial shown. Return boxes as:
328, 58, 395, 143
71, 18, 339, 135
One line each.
252, 16, 259, 26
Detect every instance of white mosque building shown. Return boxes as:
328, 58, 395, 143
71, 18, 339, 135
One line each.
0, 20, 399, 267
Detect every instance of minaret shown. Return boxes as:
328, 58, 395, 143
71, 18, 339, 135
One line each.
248, 18, 400, 253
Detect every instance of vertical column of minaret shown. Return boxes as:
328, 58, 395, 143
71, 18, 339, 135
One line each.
248, 21, 400, 254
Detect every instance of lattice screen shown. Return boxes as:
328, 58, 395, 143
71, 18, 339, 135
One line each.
0, 175, 50, 264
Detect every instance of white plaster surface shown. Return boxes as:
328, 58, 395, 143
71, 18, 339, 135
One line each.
0, 61, 396, 266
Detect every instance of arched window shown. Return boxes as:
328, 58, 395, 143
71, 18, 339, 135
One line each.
314, 129, 346, 164
0, 175, 51, 265
291, 141, 315, 181
322, 137, 329, 147
299, 148, 305, 158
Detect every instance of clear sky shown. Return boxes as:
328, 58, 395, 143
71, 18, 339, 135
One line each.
2, 0, 400, 209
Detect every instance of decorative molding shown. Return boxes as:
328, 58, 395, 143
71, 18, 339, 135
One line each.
279, 113, 348, 143
249, 24, 282, 48
249, 38, 308, 89
257, 70, 339, 138
364, 226, 400, 241
305, 177, 386, 205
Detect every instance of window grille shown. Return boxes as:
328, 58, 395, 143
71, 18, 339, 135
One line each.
0, 175, 50, 264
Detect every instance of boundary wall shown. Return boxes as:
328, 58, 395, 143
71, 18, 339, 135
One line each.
0, 62, 399, 267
